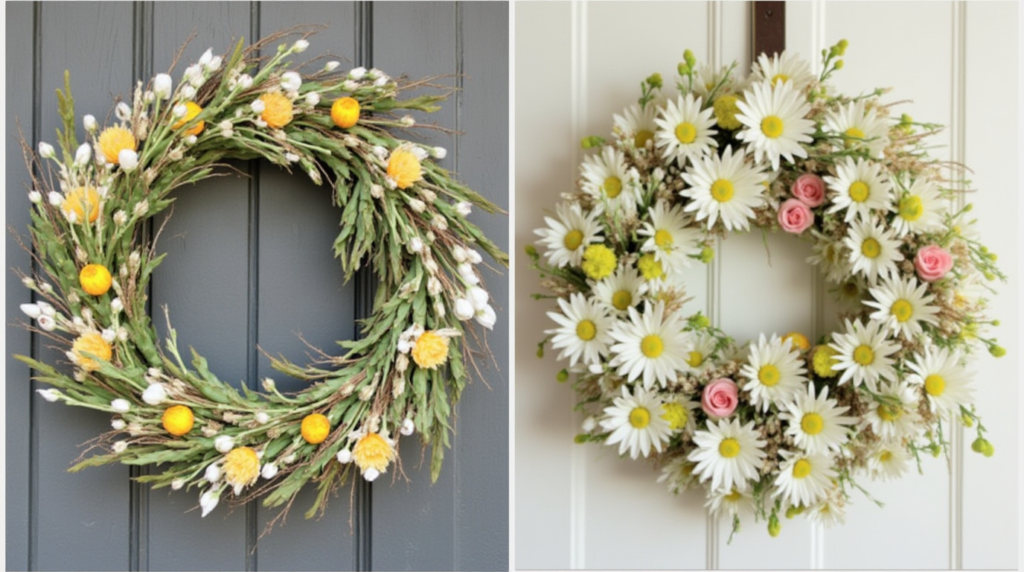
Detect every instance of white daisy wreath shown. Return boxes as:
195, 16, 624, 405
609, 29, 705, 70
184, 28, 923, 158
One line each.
529, 42, 1005, 537
14, 30, 506, 527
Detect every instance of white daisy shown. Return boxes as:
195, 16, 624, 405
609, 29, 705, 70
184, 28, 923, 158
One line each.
654, 93, 718, 166
534, 202, 603, 267
829, 319, 901, 392
591, 265, 647, 314
866, 443, 911, 482
842, 217, 903, 284
806, 230, 853, 284
779, 383, 856, 454
905, 345, 974, 416
805, 490, 847, 528
657, 457, 698, 494
580, 146, 639, 213
683, 332, 719, 374
545, 293, 615, 368
688, 417, 767, 492
600, 385, 672, 459
706, 486, 755, 517
891, 177, 946, 237
752, 51, 816, 92
825, 99, 890, 159
612, 102, 659, 152
739, 333, 808, 411
637, 201, 702, 272
735, 80, 814, 170
824, 157, 894, 223
608, 301, 692, 389
680, 145, 767, 231
864, 275, 940, 339
861, 381, 922, 441
772, 449, 837, 508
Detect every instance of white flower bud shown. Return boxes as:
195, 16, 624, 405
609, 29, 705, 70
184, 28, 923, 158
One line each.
458, 263, 479, 285
261, 463, 279, 479
84, 114, 98, 132
205, 463, 222, 483
101, 328, 117, 344
410, 146, 428, 161
400, 418, 415, 436
408, 237, 424, 254
336, 449, 352, 464
74, 143, 92, 166
37, 315, 56, 332
198, 49, 213, 67
214, 435, 235, 454
449, 246, 467, 264
455, 201, 472, 217
419, 189, 437, 204
342, 80, 360, 92
168, 148, 184, 161
28, 190, 42, 204
285, 152, 300, 163
111, 419, 126, 431
370, 184, 384, 199
110, 297, 124, 314
454, 298, 475, 321
113, 441, 128, 453
262, 377, 276, 392
305, 92, 320, 107
172, 104, 188, 119
281, 453, 297, 465
424, 259, 439, 275
408, 198, 426, 213
293, 39, 309, 53
183, 135, 198, 146
324, 61, 340, 72
475, 304, 497, 330
395, 353, 409, 373
117, 327, 129, 342
171, 479, 185, 491
358, 384, 375, 401
250, 99, 266, 114
401, 115, 415, 127
427, 277, 442, 296
181, 84, 197, 99
467, 286, 489, 311
238, 74, 253, 89
153, 73, 173, 99
143, 91, 155, 104
37, 301, 54, 316
582, 416, 597, 432
433, 300, 446, 318
200, 490, 220, 517
119, 149, 138, 171
40, 282, 54, 295
142, 383, 167, 405
466, 249, 483, 264
39, 142, 56, 159
133, 200, 149, 218
20, 304, 41, 319
116, 102, 132, 121
349, 67, 367, 80
431, 214, 448, 231
308, 168, 321, 185
375, 76, 389, 87
206, 56, 222, 73
363, 468, 380, 482
281, 71, 302, 93
111, 398, 131, 413
37, 388, 61, 403
48, 191, 62, 206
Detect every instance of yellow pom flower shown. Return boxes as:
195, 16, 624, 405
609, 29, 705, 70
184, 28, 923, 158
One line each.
162, 405, 195, 436
98, 126, 137, 164
352, 432, 396, 474
223, 446, 260, 492
782, 332, 810, 352
172, 101, 205, 136
331, 97, 361, 128
581, 244, 617, 280
387, 147, 423, 190
62, 186, 101, 224
661, 402, 689, 430
72, 332, 113, 372
713, 94, 742, 130
301, 413, 331, 444
411, 331, 450, 369
812, 345, 840, 378
260, 92, 294, 129
79, 264, 113, 296
637, 253, 664, 280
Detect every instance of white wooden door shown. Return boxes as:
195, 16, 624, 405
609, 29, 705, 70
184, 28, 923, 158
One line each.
514, 1, 1017, 569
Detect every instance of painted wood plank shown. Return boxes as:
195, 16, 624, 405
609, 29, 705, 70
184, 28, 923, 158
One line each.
33, 3, 134, 568
5, 3, 37, 570
453, 3, 510, 570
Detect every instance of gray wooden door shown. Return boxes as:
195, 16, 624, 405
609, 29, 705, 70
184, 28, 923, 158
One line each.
5, 2, 508, 570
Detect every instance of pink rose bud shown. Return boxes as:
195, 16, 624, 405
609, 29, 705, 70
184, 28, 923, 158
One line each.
777, 199, 814, 234
701, 378, 739, 419
791, 173, 826, 207
915, 244, 954, 282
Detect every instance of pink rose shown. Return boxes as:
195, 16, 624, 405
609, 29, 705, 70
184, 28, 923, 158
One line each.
791, 173, 825, 207
915, 245, 954, 282
777, 199, 814, 234
701, 378, 739, 418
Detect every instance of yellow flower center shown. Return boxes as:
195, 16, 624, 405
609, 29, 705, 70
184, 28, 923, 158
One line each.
861, 238, 881, 259
79, 264, 113, 296
629, 406, 651, 429
563, 229, 584, 251
576, 319, 597, 341
843, 126, 865, 148
72, 332, 113, 372
924, 374, 946, 396
98, 126, 137, 164
661, 402, 688, 430
801, 413, 824, 435
879, 450, 893, 462
172, 101, 205, 136
603, 176, 623, 198
223, 446, 261, 490
162, 405, 195, 437
581, 244, 617, 280
783, 332, 810, 351
411, 331, 450, 369
654, 229, 673, 249
724, 488, 744, 502
637, 253, 664, 280
353, 432, 396, 473
62, 186, 101, 224
771, 73, 790, 86
260, 92, 294, 129
761, 115, 784, 138
675, 122, 697, 144
711, 179, 734, 202
686, 351, 704, 368
853, 344, 875, 366
331, 97, 361, 128
301, 413, 331, 444
899, 195, 924, 221
848, 181, 870, 203
877, 403, 902, 422
792, 458, 812, 479
640, 334, 664, 358
758, 364, 781, 387
891, 299, 914, 322
611, 290, 632, 311
387, 148, 423, 189
719, 438, 741, 458
634, 129, 655, 149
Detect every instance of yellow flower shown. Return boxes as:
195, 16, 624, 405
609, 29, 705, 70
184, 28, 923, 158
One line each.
581, 244, 616, 280
713, 94, 742, 130
223, 446, 260, 492
301, 413, 331, 444
72, 332, 113, 372
637, 253, 664, 280
782, 332, 810, 352
411, 331, 450, 369
811, 345, 840, 378
387, 147, 423, 190
162, 405, 195, 436
661, 402, 689, 430
98, 126, 137, 164
352, 432, 395, 474
260, 92, 294, 129
172, 101, 205, 136
62, 186, 101, 224
79, 264, 112, 296
331, 97, 360, 128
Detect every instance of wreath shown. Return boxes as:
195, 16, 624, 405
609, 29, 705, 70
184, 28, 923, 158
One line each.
14, 30, 507, 526
529, 41, 1005, 537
